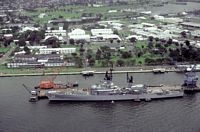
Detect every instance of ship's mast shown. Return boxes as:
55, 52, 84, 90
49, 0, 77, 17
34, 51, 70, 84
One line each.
127, 72, 133, 88
104, 69, 113, 88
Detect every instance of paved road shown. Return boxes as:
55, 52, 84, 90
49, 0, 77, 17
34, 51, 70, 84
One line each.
0, 44, 16, 65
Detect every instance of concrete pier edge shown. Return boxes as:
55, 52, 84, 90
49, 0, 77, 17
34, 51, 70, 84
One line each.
0, 68, 177, 77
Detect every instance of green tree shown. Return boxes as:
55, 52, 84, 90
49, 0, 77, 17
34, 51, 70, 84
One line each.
63, 23, 68, 30
71, 53, 77, 57
18, 38, 26, 47
101, 60, 109, 67
126, 59, 136, 66
185, 40, 190, 47
69, 39, 75, 45
75, 57, 83, 68
88, 58, 95, 67
113, 30, 119, 35
121, 51, 132, 59
24, 46, 31, 55
129, 37, 136, 44
79, 44, 85, 56
96, 48, 102, 60
110, 39, 113, 44
116, 59, 125, 67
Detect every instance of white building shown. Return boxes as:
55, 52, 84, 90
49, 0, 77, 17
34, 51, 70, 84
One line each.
39, 48, 76, 54
108, 10, 117, 13
92, 4, 103, 7
44, 62, 75, 67
141, 23, 155, 27
191, 30, 200, 37
126, 35, 146, 41
137, 17, 147, 20
154, 15, 183, 24
3, 34, 13, 39
140, 11, 152, 15
20, 46, 47, 50
130, 27, 178, 40
38, 13, 47, 18
20, 27, 39, 33
91, 28, 121, 41
163, 18, 183, 24
98, 34, 121, 41
14, 51, 26, 55
91, 29, 113, 36
68, 28, 90, 42
97, 21, 123, 30
45, 26, 66, 41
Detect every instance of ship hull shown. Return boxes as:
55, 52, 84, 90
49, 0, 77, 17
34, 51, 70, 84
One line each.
47, 92, 184, 102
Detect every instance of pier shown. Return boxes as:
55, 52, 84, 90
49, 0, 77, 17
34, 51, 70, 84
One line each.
0, 67, 179, 77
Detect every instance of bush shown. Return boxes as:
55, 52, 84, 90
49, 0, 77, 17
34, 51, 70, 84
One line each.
121, 51, 132, 59
116, 59, 125, 67
69, 39, 75, 45
126, 59, 136, 66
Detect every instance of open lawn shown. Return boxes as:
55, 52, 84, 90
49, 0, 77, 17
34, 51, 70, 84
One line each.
23, 4, 139, 24
0, 48, 10, 53
135, 41, 147, 49
135, 57, 145, 65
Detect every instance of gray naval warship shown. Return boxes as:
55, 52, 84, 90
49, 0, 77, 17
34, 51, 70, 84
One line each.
47, 70, 183, 102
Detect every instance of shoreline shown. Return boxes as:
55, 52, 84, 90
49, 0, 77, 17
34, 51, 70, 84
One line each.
0, 67, 178, 77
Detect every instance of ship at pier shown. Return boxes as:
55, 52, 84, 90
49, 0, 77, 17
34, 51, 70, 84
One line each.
47, 70, 184, 102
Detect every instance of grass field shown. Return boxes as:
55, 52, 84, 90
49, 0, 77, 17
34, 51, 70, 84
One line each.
135, 41, 147, 49
0, 48, 10, 53
22, 4, 139, 24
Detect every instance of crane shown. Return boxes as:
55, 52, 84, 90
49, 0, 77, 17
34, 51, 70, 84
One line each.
38, 61, 67, 89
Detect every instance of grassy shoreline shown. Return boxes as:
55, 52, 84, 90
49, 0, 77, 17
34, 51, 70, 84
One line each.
0, 65, 176, 77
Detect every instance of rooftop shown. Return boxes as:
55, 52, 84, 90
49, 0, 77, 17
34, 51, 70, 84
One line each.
181, 22, 200, 28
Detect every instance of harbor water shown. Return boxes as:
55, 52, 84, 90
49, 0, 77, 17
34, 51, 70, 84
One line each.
147, 2, 200, 15
1, 72, 200, 132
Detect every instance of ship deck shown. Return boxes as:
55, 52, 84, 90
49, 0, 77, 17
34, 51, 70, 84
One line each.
38, 88, 89, 98
37, 85, 184, 99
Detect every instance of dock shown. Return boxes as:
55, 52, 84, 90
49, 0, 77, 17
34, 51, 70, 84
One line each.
0, 66, 185, 77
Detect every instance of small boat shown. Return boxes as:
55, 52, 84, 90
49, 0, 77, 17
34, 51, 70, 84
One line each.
29, 96, 38, 102
81, 70, 95, 77
153, 68, 166, 74
174, 2, 187, 5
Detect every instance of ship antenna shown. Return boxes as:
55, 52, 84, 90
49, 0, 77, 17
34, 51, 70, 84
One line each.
127, 72, 129, 83
127, 73, 133, 88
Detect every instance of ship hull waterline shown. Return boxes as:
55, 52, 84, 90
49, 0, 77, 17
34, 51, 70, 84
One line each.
47, 93, 184, 102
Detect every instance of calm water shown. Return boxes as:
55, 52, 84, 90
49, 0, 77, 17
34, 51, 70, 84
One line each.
147, 2, 200, 15
1, 72, 200, 132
